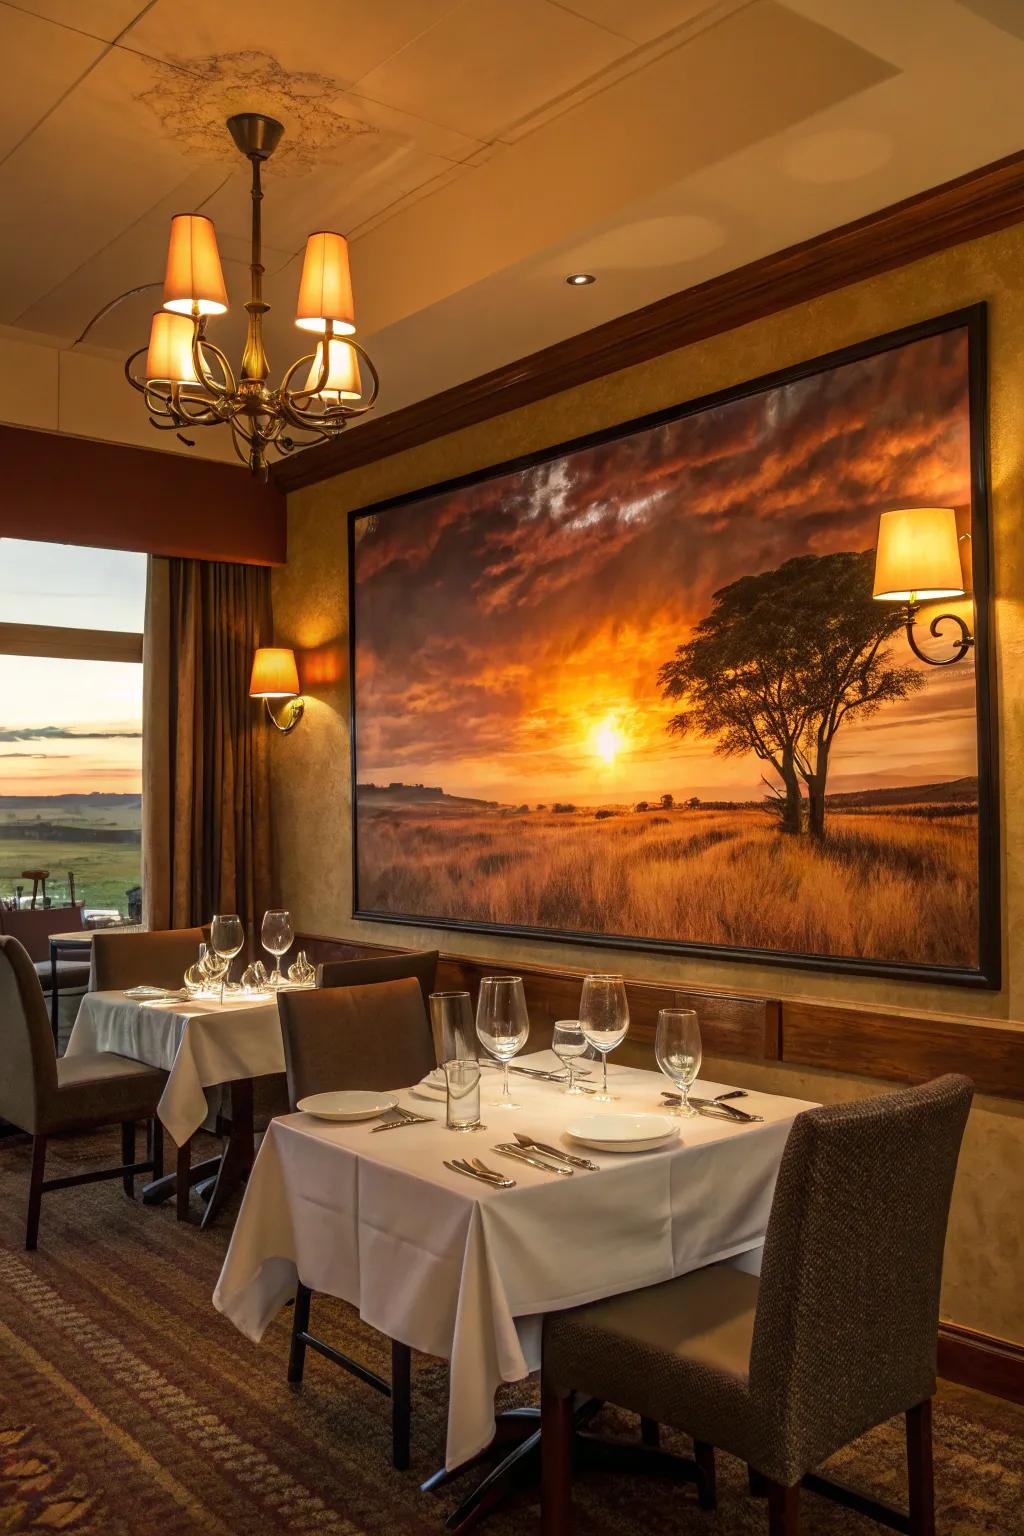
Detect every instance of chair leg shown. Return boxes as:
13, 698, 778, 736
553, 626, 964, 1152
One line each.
541, 1381, 574, 1536
121, 1122, 136, 1198
288, 1283, 312, 1384
907, 1399, 935, 1536
175, 1139, 191, 1221
749, 1466, 769, 1496
149, 1118, 164, 1182
767, 1480, 800, 1535
694, 1440, 717, 1511
391, 1339, 411, 1471
640, 1415, 660, 1447
26, 1135, 47, 1251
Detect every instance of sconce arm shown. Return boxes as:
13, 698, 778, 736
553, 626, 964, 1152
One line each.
904, 603, 974, 667
263, 697, 305, 733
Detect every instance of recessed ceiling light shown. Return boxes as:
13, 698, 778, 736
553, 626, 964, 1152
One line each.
565, 272, 596, 286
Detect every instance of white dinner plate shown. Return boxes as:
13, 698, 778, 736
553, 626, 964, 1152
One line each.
411, 1077, 447, 1102
296, 1091, 398, 1122
566, 1113, 679, 1153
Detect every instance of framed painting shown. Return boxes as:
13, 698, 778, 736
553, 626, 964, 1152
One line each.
349, 304, 998, 986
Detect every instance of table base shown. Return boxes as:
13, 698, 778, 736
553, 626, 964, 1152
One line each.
141, 1078, 255, 1227
425, 1401, 708, 1534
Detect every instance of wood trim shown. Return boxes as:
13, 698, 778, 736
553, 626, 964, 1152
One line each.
938, 1324, 1024, 1406
781, 999, 1024, 1102
275, 147, 1024, 491
0, 622, 143, 664
297, 932, 1024, 1099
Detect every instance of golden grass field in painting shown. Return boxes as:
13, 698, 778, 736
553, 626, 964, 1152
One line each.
356, 804, 978, 966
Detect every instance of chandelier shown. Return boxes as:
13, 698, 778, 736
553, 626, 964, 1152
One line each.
125, 113, 378, 476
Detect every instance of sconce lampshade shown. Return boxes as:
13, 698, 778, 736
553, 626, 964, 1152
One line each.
144, 311, 200, 384
304, 337, 361, 401
295, 232, 355, 334
162, 214, 228, 316
250, 647, 300, 699
872, 507, 965, 602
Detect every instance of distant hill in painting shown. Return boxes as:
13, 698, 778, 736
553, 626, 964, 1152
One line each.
826, 777, 978, 808
357, 782, 497, 809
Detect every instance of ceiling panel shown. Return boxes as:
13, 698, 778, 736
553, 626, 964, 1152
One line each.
6, 0, 146, 42
553, 0, 730, 45
0, 4, 105, 159
353, 0, 633, 142
121, 0, 465, 90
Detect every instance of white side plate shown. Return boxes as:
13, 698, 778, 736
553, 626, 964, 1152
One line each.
297, 1091, 398, 1122
566, 1112, 679, 1153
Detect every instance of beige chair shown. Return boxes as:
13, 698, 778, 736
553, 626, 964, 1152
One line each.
275, 976, 438, 1470
90, 926, 207, 991
0, 936, 167, 1250
541, 1074, 973, 1536
316, 948, 439, 1011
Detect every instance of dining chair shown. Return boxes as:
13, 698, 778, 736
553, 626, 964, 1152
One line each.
0, 936, 167, 1250
316, 947, 439, 1011
90, 925, 207, 991
540, 1073, 973, 1536
276, 976, 437, 1469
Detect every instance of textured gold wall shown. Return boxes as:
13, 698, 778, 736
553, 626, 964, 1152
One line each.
272, 222, 1024, 1345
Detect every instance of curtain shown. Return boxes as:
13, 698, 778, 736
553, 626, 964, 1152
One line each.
142, 556, 274, 933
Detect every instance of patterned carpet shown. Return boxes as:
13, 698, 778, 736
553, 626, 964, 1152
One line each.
1, 1125, 1022, 1536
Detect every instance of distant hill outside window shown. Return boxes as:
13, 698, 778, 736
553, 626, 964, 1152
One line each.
0, 540, 145, 919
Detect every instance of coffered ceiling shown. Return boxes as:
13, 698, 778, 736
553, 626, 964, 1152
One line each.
0, 0, 1023, 462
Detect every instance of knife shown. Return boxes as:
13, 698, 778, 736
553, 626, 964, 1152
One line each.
492, 1143, 574, 1176
514, 1133, 598, 1170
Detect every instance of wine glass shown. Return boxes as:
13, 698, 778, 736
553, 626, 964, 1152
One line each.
261, 909, 294, 987
579, 974, 629, 1101
210, 913, 244, 1004
475, 976, 529, 1110
551, 1020, 588, 1095
655, 1009, 702, 1116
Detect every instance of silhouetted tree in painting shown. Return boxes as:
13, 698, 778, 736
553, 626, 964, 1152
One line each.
658, 551, 924, 839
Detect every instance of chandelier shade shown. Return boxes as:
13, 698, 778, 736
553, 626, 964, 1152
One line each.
144, 311, 201, 383
304, 337, 361, 401
295, 231, 356, 334
162, 214, 228, 316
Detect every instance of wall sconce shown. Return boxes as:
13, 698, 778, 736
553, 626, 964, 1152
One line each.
249, 647, 305, 733
872, 506, 974, 668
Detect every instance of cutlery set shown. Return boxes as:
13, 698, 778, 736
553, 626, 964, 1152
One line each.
660, 1090, 764, 1122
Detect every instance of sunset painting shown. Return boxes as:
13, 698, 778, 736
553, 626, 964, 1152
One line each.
350, 314, 992, 978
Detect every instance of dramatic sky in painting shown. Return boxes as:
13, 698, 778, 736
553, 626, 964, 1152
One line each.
353, 329, 977, 805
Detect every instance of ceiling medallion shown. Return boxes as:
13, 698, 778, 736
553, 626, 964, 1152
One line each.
125, 112, 378, 477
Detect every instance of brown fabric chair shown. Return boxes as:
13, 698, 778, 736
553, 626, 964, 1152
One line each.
541, 1074, 973, 1536
316, 949, 439, 1011
276, 976, 436, 1471
90, 926, 207, 991
278, 975, 437, 1109
0, 936, 167, 1250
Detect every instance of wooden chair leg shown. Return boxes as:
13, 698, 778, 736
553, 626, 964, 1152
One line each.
391, 1339, 411, 1471
175, 1138, 191, 1221
907, 1399, 935, 1536
694, 1440, 717, 1510
121, 1122, 136, 1198
767, 1481, 800, 1535
640, 1415, 660, 1447
149, 1118, 164, 1181
26, 1135, 47, 1251
288, 1283, 312, 1384
541, 1381, 574, 1536
749, 1466, 769, 1496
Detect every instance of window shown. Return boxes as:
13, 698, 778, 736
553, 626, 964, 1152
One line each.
0, 541, 146, 919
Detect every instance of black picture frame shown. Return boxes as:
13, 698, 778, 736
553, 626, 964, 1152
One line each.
348, 303, 999, 988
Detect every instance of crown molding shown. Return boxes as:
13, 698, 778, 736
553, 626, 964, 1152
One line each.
274, 146, 1024, 493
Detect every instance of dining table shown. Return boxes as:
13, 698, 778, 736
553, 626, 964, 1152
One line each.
213, 1052, 815, 1525
66, 986, 293, 1225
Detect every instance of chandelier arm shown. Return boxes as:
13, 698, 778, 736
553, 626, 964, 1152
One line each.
189, 320, 237, 400
125, 346, 152, 395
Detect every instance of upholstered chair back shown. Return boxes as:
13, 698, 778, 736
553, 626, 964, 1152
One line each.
91, 926, 207, 991
0, 935, 59, 1135
278, 976, 436, 1109
749, 1074, 973, 1483
316, 949, 439, 1011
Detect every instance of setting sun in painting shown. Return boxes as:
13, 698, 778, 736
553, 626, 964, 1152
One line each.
351, 312, 991, 981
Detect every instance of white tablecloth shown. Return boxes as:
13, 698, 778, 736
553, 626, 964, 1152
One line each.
213, 1057, 814, 1470
67, 991, 285, 1145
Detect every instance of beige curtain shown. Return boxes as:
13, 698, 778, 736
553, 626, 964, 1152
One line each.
142, 556, 274, 932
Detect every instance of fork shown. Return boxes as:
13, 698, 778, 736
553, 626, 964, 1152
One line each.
371, 1107, 435, 1132
444, 1159, 515, 1188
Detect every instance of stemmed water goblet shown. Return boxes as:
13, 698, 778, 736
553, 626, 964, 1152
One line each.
475, 976, 529, 1110
261, 909, 294, 987
210, 913, 244, 1004
551, 1020, 588, 1095
655, 1008, 702, 1116
579, 974, 629, 1102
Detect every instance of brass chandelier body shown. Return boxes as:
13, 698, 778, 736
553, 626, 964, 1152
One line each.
126, 113, 378, 476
